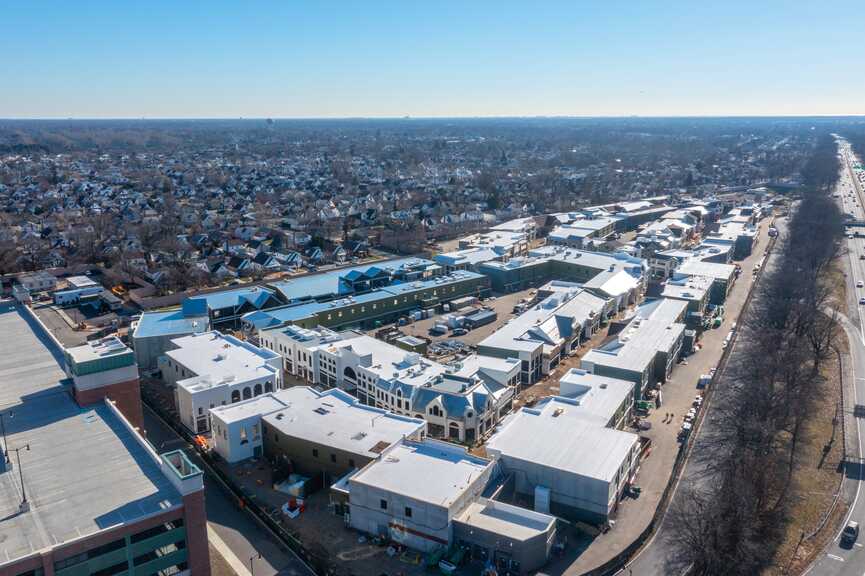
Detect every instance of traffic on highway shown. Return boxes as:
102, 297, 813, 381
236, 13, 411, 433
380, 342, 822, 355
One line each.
804, 137, 865, 576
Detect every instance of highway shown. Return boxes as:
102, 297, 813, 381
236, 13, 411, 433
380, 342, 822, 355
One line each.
803, 138, 865, 576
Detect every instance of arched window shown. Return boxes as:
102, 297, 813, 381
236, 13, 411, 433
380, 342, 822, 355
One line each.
344, 366, 357, 381
396, 389, 402, 397
231, 390, 241, 403
254, 383, 262, 396
243, 387, 252, 400
265, 381, 273, 393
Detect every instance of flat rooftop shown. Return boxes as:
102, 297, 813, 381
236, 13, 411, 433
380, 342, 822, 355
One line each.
257, 387, 426, 459
0, 302, 181, 564
558, 369, 634, 423
167, 331, 279, 385
132, 309, 209, 339
316, 334, 448, 388
661, 275, 713, 301
455, 498, 555, 542
581, 298, 686, 373
487, 396, 638, 483
65, 335, 133, 364
66, 275, 98, 289
350, 440, 492, 507
675, 259, 736, 281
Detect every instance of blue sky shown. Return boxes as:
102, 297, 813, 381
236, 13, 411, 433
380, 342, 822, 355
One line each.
2, 0, 864, 118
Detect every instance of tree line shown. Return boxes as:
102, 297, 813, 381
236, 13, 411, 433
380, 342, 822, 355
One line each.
666, 133, 844, 575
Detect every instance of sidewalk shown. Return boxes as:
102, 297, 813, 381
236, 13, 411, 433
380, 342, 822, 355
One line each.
542, 222, 770, 574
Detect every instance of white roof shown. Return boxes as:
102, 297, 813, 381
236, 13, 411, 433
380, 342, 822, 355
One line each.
66, 275, 98, 289
675, 259, 736, 281
661, 275, 713, 301
167, 331, 279, 386
452, 354, 521, 378
258, 387, 426, 459
66, 335, 132, 364
479, 288, 607, 355
584, 269, 640, 298
210, 394, 287, 423
582, 298, 686, 373
487, 396, 638, 483
558, 368, 634, 423
489, 217, 536, 232
456, 498, 555, 542
350, 439, 492, 506
316, 334, 448, 387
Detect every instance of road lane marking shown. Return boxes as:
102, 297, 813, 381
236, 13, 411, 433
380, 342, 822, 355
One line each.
827, 553, 845, 562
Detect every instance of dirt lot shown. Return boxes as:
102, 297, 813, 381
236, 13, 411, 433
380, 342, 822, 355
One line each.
221, 460, 431, 576
31, 303, 92, 346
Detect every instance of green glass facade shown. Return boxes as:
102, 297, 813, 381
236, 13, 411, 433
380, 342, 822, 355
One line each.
53, 523, 187, 576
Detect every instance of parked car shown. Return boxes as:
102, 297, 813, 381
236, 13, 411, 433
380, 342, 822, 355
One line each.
451, 328, 468, 337
858, 281, 864, 288
859, 297, 865, 306
429, 324, 448, 336
842, 521, 859, 547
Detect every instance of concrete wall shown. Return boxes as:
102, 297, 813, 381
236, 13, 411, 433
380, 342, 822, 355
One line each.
74, 378, 144, 431
349, 482, 451, 552
262, 423, 374, 482
452, 509, 555, 575
499, 456, 612, 523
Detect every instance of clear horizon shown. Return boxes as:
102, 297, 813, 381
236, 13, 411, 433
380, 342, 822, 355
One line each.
3, 0, 865, 118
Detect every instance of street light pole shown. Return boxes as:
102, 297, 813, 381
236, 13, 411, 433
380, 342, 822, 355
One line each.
10, 444, 30, 512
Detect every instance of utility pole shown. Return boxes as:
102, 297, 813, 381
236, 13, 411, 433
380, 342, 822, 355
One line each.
9, 444, 30, 512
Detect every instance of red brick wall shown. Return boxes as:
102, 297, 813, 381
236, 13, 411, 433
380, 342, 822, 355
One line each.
183, 490, 211, 576
0, 508, 185, 576
74, 377, 144, 430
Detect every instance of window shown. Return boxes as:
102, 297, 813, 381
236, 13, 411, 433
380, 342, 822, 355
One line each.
157, 562, 189, 575
240, 426, 248, 445
330, 453, 336, 463
92, 561, 129, 576
131, 519, 184, 543
380, 499, 388, 510
313, 448, 319, 458
252, 423, 260, 440
133, 540, 186, 566
54, 538, 126, 570
197, 407, 203, 415
349, 458, 355, 468
405, 506, 413, 518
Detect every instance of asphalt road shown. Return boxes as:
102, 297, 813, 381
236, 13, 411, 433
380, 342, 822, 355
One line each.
141, 405, 315, 576
623, 216, 787, 575
802, 138, 865, 576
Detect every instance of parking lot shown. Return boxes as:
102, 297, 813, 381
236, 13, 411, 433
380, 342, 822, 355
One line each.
395, 288, 538, 347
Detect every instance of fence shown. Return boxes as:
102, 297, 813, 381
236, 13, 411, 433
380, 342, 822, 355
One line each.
580, 226, 779, 576
140, 395, 325, 576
